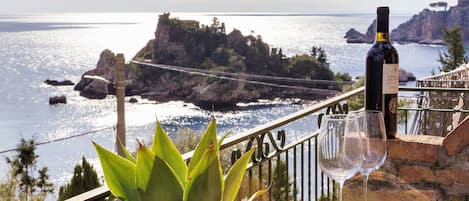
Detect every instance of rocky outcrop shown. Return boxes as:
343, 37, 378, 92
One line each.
49, 95, 66, 105
74, 49, 142, 99
399, 69, 416, 82
44, 79, 74, 86
344, 20, 376, 43
345, 3, 469, 44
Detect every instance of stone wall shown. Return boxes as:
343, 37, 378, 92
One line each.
343, 117, 469, 201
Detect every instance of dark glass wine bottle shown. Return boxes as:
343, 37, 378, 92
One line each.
365, 7, 399, 139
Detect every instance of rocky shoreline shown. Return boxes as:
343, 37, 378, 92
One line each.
345, 3, 469, 45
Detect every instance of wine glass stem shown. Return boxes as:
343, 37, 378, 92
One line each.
364, 174, 369, 201
338, 181, 344, 201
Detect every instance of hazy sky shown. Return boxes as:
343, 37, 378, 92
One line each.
0, 0, 459, 14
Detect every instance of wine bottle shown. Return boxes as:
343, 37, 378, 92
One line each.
365, 6, 399, 139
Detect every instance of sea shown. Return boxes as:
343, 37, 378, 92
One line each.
0, 12, 462, 199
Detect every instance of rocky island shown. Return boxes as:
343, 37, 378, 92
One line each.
75, 13, 348, 108
345, 0, 469, 45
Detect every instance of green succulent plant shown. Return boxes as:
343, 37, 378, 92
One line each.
93, 118, 267, 201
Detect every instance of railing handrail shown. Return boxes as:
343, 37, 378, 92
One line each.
398, 86, 469, 92
418, 64, 469, 81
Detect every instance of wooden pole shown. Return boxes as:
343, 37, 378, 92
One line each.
116, 53, 126, 157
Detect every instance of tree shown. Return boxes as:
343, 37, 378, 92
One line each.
58, 157, 101, 201
438, 26, 468, 72
288, 54, 320, 78
6, 138, 54, 201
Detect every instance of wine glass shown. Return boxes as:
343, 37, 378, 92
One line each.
353, 110, 387, 201
318, 114, 362, 201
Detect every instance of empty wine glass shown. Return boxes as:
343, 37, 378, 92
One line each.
353, 110, 387, 201
318, 114, 362, 201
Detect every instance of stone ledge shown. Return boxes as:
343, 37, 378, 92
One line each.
400, 165, 469, 186
388, 135, 444, 164
443, 116, 469, 156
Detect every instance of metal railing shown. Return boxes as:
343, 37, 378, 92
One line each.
66, 86, 363, 201
399, 86, 469, 136
67, 85, 469, 201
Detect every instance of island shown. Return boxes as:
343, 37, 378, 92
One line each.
345, 0, 469, 45
75, 13, 350, 108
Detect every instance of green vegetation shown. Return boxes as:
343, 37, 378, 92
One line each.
93, 119, 266, 201
138, 14, 338, 84
343, 76, 364, 111
1, 138, 54, 201
398, 98, 414, 124
57, 157, 102, 201
438, 26, 468, 72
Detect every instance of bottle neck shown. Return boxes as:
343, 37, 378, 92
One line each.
375, 12, 390, 42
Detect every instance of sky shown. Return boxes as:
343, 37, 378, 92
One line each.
0, 0, 459, 14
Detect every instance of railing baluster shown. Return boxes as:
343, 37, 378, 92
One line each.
301, 142, 304, 201
308, 139, 312, 201
277, 154, 281, 200
258, 164, 263, 198
294, 145, 297, 201
316, 137, 320, 200
285, 149, 289, 201
268, 159, 272, 201
249, 168, 253, 197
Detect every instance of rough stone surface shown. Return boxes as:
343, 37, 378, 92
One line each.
443, 116, 469, 156
74, 49, 139, 99
383, 123, 469, 199
388, 135, 443, 163
399, 166, 434, 184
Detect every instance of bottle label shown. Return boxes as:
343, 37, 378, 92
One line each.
382, 63, 399, 94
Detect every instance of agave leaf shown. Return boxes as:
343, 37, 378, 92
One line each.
218, 130, 232, 146
135, 145, 154, 191
184, 147, 223, 201
222, 149, 255, 201
151, 121, 187, 187
93, 142, 137, 201
187, 118, 218, 174
247, 187, 270, 201
118, 138, 136, 164
138, 154, 184, 201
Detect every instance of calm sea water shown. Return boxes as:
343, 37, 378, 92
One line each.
0, 12, 453, 198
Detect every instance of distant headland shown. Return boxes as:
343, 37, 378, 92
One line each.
345, 0, 469, 45
74, 13, 349, 108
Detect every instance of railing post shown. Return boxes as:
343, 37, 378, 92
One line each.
116, 53, 126, 157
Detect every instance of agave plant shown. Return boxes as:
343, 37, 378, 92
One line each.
93, 118, 267, 201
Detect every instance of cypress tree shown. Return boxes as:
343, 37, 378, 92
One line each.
438, 26, 468, 72
57, 157, 101, 201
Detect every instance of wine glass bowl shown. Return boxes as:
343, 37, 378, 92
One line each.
318, 114, 363, 201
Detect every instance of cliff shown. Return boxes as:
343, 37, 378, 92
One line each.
345, 4, 469, 44
75, 13, 342, 108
